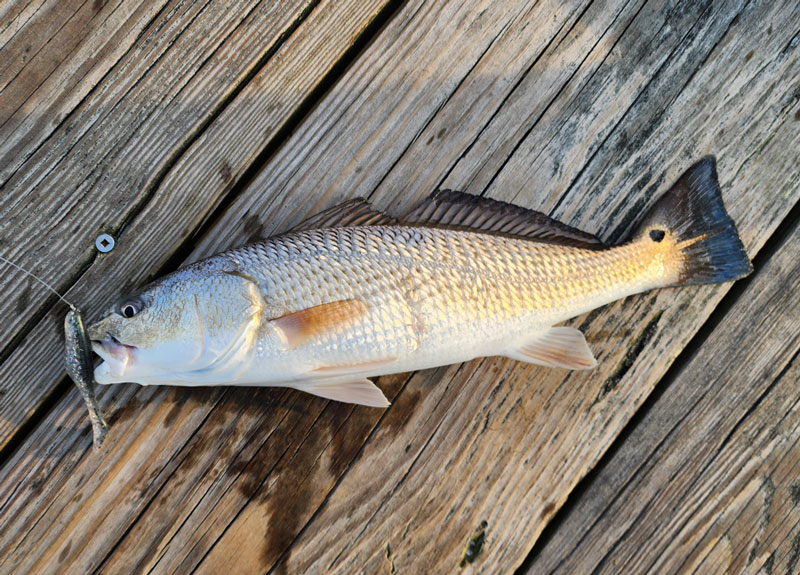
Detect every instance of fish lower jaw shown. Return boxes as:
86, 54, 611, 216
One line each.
94, 361, 119, 384
92, 337, 136, 383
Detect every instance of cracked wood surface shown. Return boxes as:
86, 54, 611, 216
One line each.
0, 0, 798, 574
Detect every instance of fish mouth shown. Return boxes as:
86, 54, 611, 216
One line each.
92, 335, 137, 383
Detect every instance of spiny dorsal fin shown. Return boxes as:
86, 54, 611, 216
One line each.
288, 198, 396, 232
402, 189, 605, 249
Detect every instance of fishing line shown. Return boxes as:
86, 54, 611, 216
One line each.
0, 254, 78, 311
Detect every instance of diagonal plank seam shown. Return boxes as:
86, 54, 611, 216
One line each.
189, 400, 347, 573
364, 18, 516, 207
179, 0, 409, 258
0, 0, 86, 121
547, 0, 728, 220
691, 371, 800, 574
156, 391, 307, 575
483, 0, 646, 207
439, 0, 612, 195
93, 388, 241, 572
278, 374, 420, 571
594, 0, 755, 243
320, 368, 470, 571
148, 0, 407, 283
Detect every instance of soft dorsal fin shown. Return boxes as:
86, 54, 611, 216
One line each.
402, 189, 605, 249
288, 198, 396, 232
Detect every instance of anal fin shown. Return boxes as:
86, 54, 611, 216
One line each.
299, 378, 390, 407
506, 326, 597, 370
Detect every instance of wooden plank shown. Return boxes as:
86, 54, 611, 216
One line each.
0, 0, 172, 186
521, 214, 800, 575
0, 0, 315, 441
0, 0, 396, 448
0, 1, 797, 575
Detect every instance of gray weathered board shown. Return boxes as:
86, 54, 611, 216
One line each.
0, 0, 797, 574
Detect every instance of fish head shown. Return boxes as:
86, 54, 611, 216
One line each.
88, 260, 263, 384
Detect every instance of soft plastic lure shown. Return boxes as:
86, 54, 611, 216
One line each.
0, 255, 108, 448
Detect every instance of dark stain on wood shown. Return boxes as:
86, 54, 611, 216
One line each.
58, 539, 72, 563
15, 287, 29, 315
261, 465, 318, 575
597, 310, 664, 402
229, 459, 260, 499
376, 383, 417, 437
789, 480, 800, 506
162, 392, 186, 429
93, 0, 106, 12
326, 403, 359, 478
243, 213, 265, 243
219, 161, 233, 184
787, 531, 800, 575
460, 520, 488, 567
108, 397, 141, 427
540, 501, 556, 519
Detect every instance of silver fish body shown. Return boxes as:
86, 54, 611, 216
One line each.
89, 157, 752, 406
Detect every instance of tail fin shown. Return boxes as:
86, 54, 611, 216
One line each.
634, 156, 752, 286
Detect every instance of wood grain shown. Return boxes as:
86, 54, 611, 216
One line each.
0, 0, 797, 574
521, 214, 800, 575
0, 0, 314, 443
0, 0, 171, 185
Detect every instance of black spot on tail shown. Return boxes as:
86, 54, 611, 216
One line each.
635, 156, 752, 286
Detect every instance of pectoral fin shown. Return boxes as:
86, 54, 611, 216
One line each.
273, 299, 368, 348
506, 327, 597, 370
299, 378, 390, 407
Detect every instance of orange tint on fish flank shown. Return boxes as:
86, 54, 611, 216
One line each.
273, 299, 368, 348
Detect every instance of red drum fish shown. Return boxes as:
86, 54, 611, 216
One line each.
88, 157, 751, 407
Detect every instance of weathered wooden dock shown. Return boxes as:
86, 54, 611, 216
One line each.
1, 1, 798, 573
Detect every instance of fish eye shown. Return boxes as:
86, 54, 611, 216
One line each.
118, 298, 143, 318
